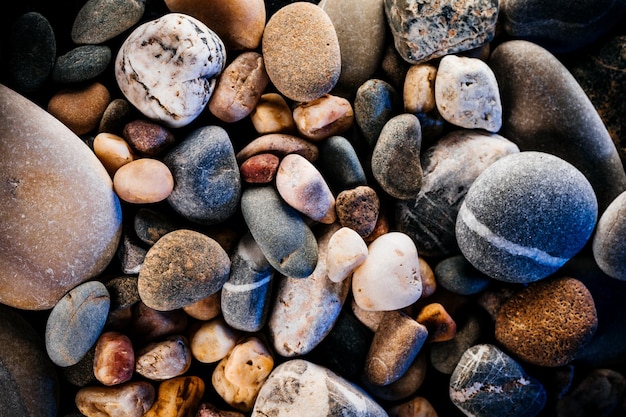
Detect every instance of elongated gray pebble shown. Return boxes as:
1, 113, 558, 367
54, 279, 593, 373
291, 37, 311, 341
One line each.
317, 135, 367, 193
52, 45, 111, 83
72, 0, 146, 44
593, 191, 626, 280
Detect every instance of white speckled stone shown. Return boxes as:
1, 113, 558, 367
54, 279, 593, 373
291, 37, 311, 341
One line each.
326, 227, 368, 283
352, 232, 422, 311
115, 13, 226, 128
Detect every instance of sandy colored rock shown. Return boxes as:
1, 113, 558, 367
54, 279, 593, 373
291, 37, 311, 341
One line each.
250, 93, 296, 134
47, 82, 111, 135
93, 132, 135, 176
113, 158, 174, 204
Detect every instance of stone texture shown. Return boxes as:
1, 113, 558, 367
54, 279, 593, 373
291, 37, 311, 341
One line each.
262, 2, 341, 102
317, 135, 367, 193
113, 158, 174, 204
326, 226, 368, 283
354, 79, 401, 148
335, 186, 380, 237
362, 353, 427, 401
450, 344, 547, 417
135, 335, 191, 380
385, 0, 498, 63
72, 0, 146, 44
115, 13, 226, 128
164, 126, 241, 225
190, 317, 238, 364
292, 94, 354, 141
251, 359, 387, 417
456, 152, 598, 283
128, 301, 188, 344
250, 93, 297, 135
99, 98, 133, 135
93, 132, 135, 176
47, 82, 111, 135
593, 191, 626, 280
133, 207, 180, 247
240, 154, 280, 184
138, 229, 230, 311
396, 129, 519, 257
415, 302, 456, 343
0, 85, 122, 309
490, 40, 626, 212
52, 45, 111, 83
93, 331, 135, 386
434, 255, 491, 295
236, 133, 319, 164
556, 368, 626, 417
123, 119, 175, 157
495, 277, 598, 367
143, 376, 204, 417
75, 381, 155, 417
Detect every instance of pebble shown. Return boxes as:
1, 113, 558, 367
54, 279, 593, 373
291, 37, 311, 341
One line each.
354, 78, 401, 147
197, 403, 246, 417
319, 0, 387, 96
490, 40, 626, 211
45, 281, 111, 367
235, 133, 319, 163
116, 227, 147, 274
352, 231, 422, 311
500, 0, 626, 53
317, 135, 368, 193
93, 331, 135, 386
292, 94, 354, 141
262, 2, 341, 102
164, 0, 266, 50
138, 229, 230, 311
335, 185, 380, 237
115, 13, 226, 128
456, 151, 598, 283
434, 55, 502, 132
415, 302, 456, 343
363, 353, 427, 401
133, 207, 181, 245
75, 381, 155, 417
135, 335, 192, 380
240, 153, 280, 184
365, 310, 428, 386
212, 337, 274, 412
123, 119, 176, 157
99, 98, 133, 135
72, 0, 146, 44
105, 275, 140, 311
190, 317, 239, 364
385, 0, 498, 63
52, 45, 111, 83
113, 158, 174, 204
163, 126, 241, 225
351, 299, 385, 332
183, 291, 221, 321
388, 396, 437, 417
449, 344, 547, 417
495, 277, 598, 367
47, 82, 111, 135
6, 12, 56, 93
397, 129, 519, 256
209, 51, 270, 123
143, 376, 204, 417
0, 305, 59, 417
128, 302, 188, 344
241, 186, 318, 278
250, 93, 297, 134
593, 191, 626, 280
221, 233, 274, 332
326, 226, 368, 283
268, 224, 350, 356
434, 255, 491, 295
251, 359, 387, 417
93, 132, 136, 175
419, 258, 437, 298
371, 113, 423, 199
275, 153, 337, 223
403, 63, 438, 114
556, 368, 626, 417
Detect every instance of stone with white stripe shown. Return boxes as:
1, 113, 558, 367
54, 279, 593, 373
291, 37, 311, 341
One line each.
456, 152, 597, 283
251, 359, 388, 417
450, 344, 546, 417
221, 233, 274, 332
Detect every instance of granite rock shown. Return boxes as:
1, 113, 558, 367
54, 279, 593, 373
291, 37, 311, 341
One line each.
72, 0, 146, 44
354, 79, 401, 148
593, 191, 626, 280
335, 186, 380, 237
52, 45, 111, 83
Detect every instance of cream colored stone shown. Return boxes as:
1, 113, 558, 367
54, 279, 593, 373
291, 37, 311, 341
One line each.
183, 291, 221, 321
351, 298, 384, 332
135, 335, 191, 381
250, 93, 296, 135
326, 227, 368, 283
93, 132, 135, 176
404, 64, 438, 114
190, 317, 239, 364
292, 94, 354, 141
75, 381, 155, 417
113, 158, 174, 204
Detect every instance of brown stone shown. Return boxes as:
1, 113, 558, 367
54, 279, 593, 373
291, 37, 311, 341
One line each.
240, 153, 280, 184
292, 94, 354, 141
250, 93, 296, 135
335, 186, 380, 237
362, 353, 428, 401
235, 133, 319, 164
144, 376, 204, 417
47, 82, 111, 135
76, 381, 155, 417
182, 291, 221, 321
123, 119, 175, 157
416, 303, 457, 343
388, 396, 438, 417
495, 277, 598, 367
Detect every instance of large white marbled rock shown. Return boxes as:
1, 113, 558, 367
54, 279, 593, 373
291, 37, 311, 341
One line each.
115, 13, 226, 128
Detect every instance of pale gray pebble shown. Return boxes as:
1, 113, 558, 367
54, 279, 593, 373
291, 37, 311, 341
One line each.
221, 233, 274, 332
371, 113, 422, 200
354, 79, 401, 148
45, 281, 111, 367
52, 45, 111, 83
593, 191, 626, 280
72, 0, 146, 44
164, 126, 241, 225
317, 135, 367, 194
241, 185, 318, 279
251, 359, 387, 417
434, 255, 491, 295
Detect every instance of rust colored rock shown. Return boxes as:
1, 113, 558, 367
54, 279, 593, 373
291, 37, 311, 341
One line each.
240, 153, 280, 184
123, 119, 175, 157
93, 331, 135, 386
144, 376, 204, 417
416, 303, 457, 343
47, 82, 111, 135
335, 186, 380, 237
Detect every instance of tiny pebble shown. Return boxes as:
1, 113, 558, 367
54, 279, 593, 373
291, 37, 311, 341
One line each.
123, 119, 176, 157
292, 94, 354, 141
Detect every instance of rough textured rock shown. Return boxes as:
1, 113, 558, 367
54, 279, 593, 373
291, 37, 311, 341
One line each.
71, 0, 146, 44
335, 186, 380, 237
354, 79, 401, 148
0, 84, 122, 310
52, 45, 111, 83
593, 191, 626, 280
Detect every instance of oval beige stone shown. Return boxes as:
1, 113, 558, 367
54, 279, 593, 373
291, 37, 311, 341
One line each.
113, 158, 174, 204
0, 84, 122, 310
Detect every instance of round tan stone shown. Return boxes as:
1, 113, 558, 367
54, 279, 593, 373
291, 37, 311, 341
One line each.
93, 132, 135, 176
47, 82, 111, 135
0, 84, 122, 310
113, 158, 174, 204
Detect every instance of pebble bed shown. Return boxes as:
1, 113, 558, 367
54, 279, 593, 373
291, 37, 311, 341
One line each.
1, 0, 626, 416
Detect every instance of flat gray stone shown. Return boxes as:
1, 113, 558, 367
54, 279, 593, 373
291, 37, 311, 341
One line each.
52, 45, 111, 83
593, 191, 626, 280
72, 0, 146, 44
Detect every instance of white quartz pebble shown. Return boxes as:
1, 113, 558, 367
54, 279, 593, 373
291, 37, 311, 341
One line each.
352, 232, 422, 311
326, 227, 368, 283
190, 317, 238, 364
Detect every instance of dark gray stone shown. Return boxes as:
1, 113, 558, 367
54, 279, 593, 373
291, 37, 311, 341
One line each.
434, 255, 491, 295
500, 0, 626, 53
396, 130, 519, 257
318, 135, 367, 194
52, 45, 111, 83
164, 126, 241, 225
556, 369, 626, 417
105, 275, 140, 311
98, 98, 133, 135
490, 40, 626, 212
241, 186, 318, 278
354, 79, 401, 148
7, 12, 56, 93
133, 207, 181, 246
593, 191, 626, 280
456, 152, 598, 283
450, 344, 547, 417
221, 233, 274, 332
71, 0, 146, 44
45, 280, 110, 367
371, 113, 422, 200
116, 224, 147, 275
61, 345, 97, 387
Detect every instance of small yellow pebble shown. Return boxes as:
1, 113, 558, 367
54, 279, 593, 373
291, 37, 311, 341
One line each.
93, 132, 135, 176
113, 158, 174, 204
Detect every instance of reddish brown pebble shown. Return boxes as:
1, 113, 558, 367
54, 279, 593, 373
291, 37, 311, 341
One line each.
240, 153, 280, 184
388, 396, 438, 417
47, 82, 111, 135
495, 277, 598, 367
292, 94, 354, 141
143, 375, 205, 417
335, 185, 380, 237
93, 331, 135, 386
123, 119, 175, 157
129, 302, 188, 343
235, 133, 319, 164
363, 210, 390, 243
416, 303, 457, 343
